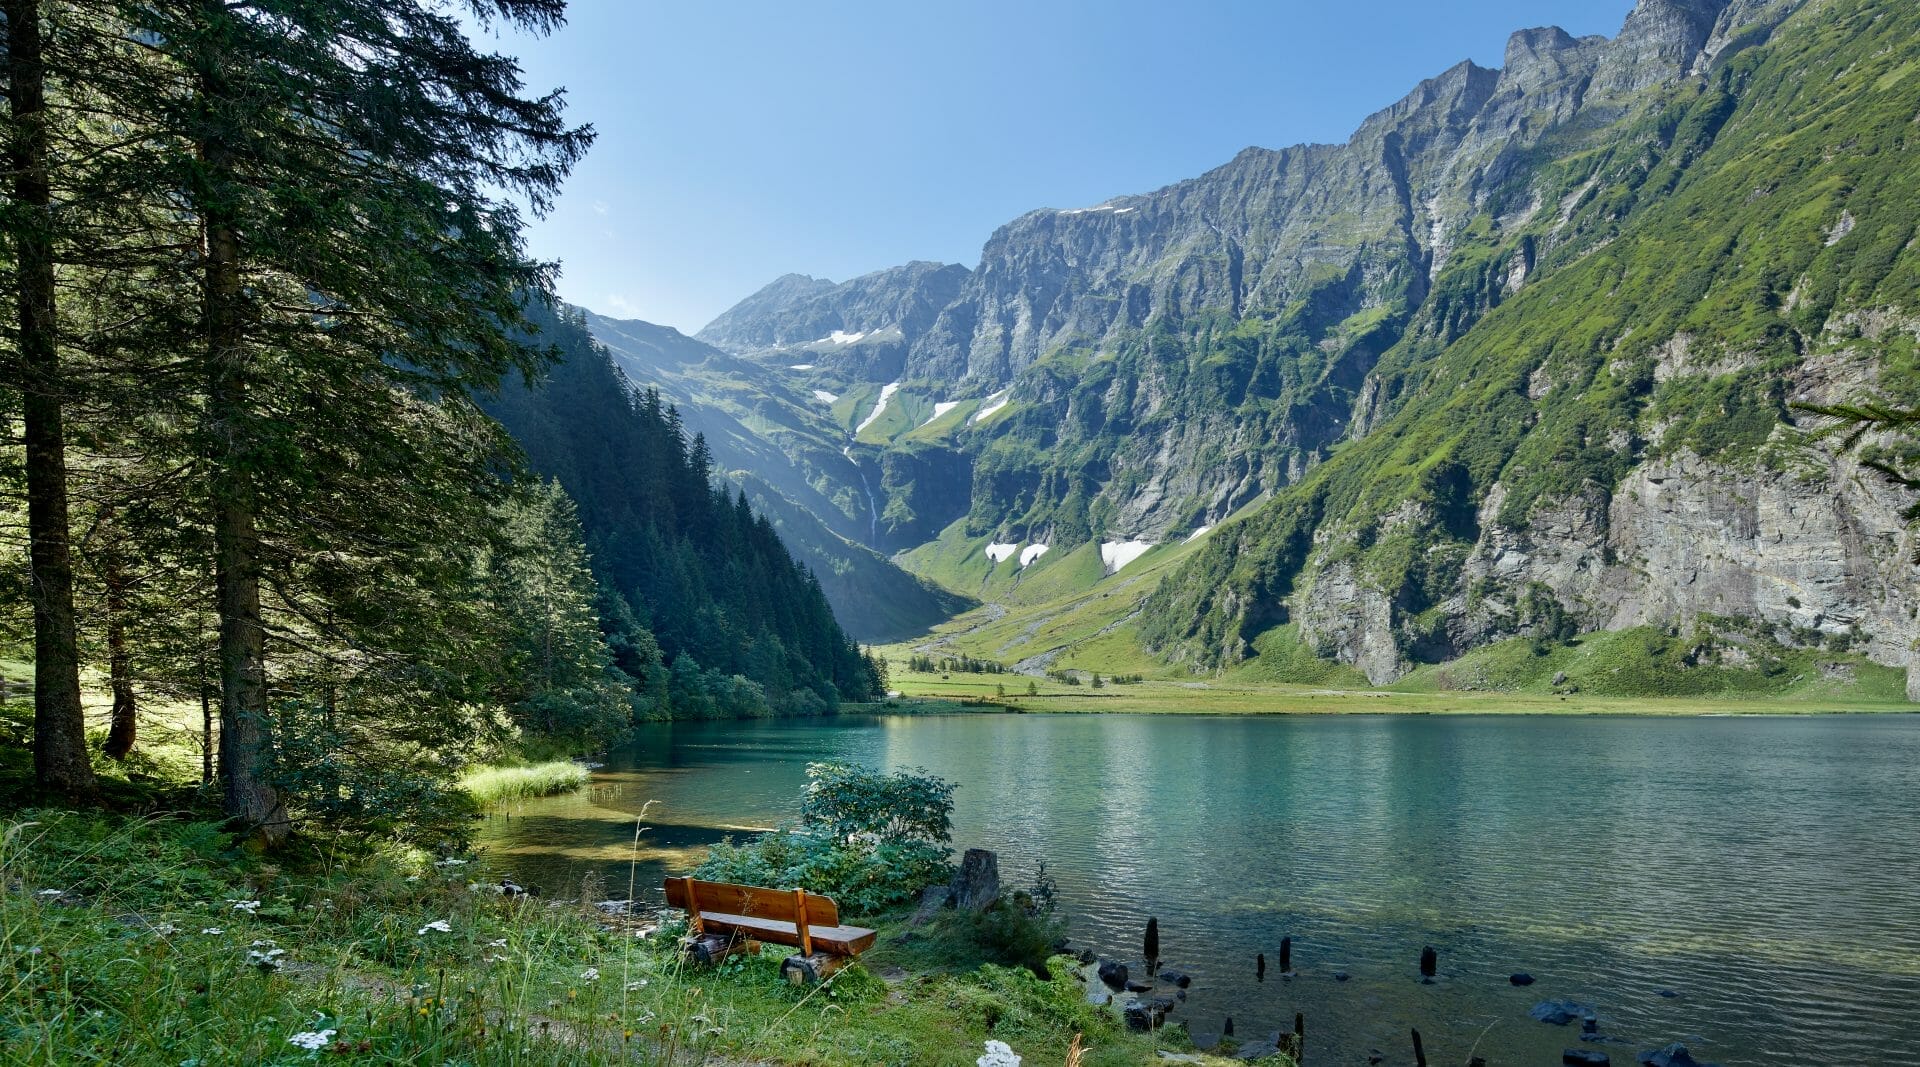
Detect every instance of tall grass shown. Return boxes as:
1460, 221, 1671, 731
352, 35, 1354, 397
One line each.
458, 760, 590, 806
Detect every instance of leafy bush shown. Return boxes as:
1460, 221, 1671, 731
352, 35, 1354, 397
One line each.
800, 761, 953, 844
694, 762, 955, 915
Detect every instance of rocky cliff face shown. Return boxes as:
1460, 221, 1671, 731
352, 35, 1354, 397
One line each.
697, 261, 969, 382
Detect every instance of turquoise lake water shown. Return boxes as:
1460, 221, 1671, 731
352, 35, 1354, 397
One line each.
475, 712, 1920, 1065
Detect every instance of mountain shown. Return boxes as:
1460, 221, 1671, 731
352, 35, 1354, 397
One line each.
698, 262, 970, 382
576, 307, 970, 642
622, 0, 1920, 694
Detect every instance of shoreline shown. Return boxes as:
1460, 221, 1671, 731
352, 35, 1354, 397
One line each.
860, 678, 1919, 718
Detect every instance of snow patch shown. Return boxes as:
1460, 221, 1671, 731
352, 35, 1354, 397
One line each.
1099, 540, 1155, 574
1019, 544, 1050, 568
970, 388, 1013, 425
789, 364, 815, 371
811, 389, 839, 403
820, 329, 867, 345
855, 382, 900, 434
984, 543, 1019, 564
1185, 526, 1212, 543
1059, 203, 1136, 216
923, 401, 960, 426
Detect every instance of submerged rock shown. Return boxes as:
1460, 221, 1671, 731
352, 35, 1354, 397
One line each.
1637, 1044, 1720, 1067
1511, 972, 1537, 986
1158, 967, 1193, 988
1563, 1050, 1611, 1066
1532, 999, 1599, 1026
1230, 1039, 1283, 1061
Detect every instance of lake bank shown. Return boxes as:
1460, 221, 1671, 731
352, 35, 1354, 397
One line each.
874, 673, 1917, 716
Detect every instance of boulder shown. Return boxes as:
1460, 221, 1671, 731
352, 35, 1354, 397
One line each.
1637, 1044, 1720, 1067
1125, 979, 1151, 993
1122, 992, 1177, 1032
1531, 1000, 1599, 1026
948, 848, 1000, 912
1563, 1051, 1611, 1066
1097, 959, 1129, 991
1511, 972, 1537, 986
910, 883, 950, 925
1230, 1040, 1283, 1061
1333, 970, 1351, 982
1158, 967, 1193, 988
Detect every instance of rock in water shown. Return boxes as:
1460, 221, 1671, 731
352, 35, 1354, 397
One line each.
1230, 1040, 1283, 1061
948, 848, 1000, 912
1158, 967, 1193, 988
1511, 972, 1537, 986
1531, 1000, 1599, 1026
1419, 945, 1438, 978
1097, 959, 1129, 991
1637, 1045, 1720, 1067
1563, 1051, 1611, 1066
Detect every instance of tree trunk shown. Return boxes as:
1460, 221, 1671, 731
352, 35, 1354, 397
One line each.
8, 0, 97, 800
202, 105, 286, 842
101, 545, 137, 759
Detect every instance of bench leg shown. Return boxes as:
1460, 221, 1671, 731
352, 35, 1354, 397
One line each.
685, 932, 746, 965
780, 952, 849, 986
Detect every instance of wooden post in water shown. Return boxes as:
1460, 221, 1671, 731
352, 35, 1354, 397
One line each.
1280, 935, 1292, 974
1411, 1028, 1427, 1067
1256, 953, 1266, 981
1293, 1012, 1304, 1064
1223, 1016, 1233, 1037
1144, 916, 1159, 975
1419, 945, 1437, 979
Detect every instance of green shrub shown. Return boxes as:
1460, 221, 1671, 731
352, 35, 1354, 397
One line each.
694, 762, 955, 915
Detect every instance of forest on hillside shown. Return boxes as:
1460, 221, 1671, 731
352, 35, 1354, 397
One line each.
0, 0, 877, 847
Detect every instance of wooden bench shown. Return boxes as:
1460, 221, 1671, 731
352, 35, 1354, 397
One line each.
664, 876, 877, 984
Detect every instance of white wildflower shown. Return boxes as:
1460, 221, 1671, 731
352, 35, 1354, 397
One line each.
287, 1029, 336, 1051
487, 938, 508, 948
36, 889, 63, 897
405, 875, 420, 882
579, 967, 599, 982
247, 945, 287, 970
624, 979, 649, 991
484, 954, 509, 964
228, 900, 261, 914
434, 858, 467, 867
417, 920, 452, 935
200, 927, 223, 935
978, 1039, 1022, 1067
152, 923, 178, 936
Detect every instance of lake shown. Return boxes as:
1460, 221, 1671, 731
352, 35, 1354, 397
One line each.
475, 712, 1920, 1066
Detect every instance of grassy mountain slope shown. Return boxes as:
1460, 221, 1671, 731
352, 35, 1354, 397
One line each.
1143, 0, 1920, 683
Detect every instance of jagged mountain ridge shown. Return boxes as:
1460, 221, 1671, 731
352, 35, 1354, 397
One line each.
611, 0, 1920, 689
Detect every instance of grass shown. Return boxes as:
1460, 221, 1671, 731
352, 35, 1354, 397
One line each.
457, 762, 592, 808
0, 809, 1253, 1067
878, 668, 1916, 717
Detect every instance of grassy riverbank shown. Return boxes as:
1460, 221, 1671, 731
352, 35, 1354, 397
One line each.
0, 809, 1254, 1066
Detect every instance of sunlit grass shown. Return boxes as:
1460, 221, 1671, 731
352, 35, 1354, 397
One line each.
458, 761, 591, 807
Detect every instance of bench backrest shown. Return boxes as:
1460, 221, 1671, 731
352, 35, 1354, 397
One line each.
664, 877, 842, 927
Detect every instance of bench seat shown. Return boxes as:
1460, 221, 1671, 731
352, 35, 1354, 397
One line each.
690, 910, 877, 956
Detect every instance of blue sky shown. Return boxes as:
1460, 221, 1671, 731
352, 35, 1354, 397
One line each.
481, 1, 1634, 333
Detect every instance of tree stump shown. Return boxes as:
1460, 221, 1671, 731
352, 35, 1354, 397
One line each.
780, 951, 848, 986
